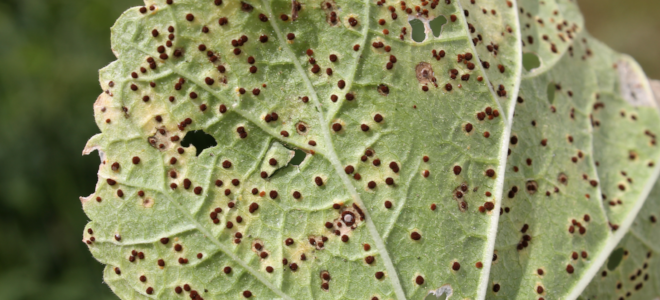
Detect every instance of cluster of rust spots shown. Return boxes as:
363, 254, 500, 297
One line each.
84, 228, 96, 245
453, 183, 471, 212
172, 282, 211, 300
320, 270, 332, 291
324, 203, 365, 245
519, 5, 582, 56
461, 0, 520, 95
605, 250, 654, 296
515, 224, 533, 251
568, 217, 589, 235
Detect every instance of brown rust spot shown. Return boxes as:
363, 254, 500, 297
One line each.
322, 0, 338, 25
291, 0, 301, 21
453, 183, 469, 212
415, 62, 435, 85
526, 181, 538, 194
295, 121, 309, 135
142, 198, 154, 208
147, 127, 171, 151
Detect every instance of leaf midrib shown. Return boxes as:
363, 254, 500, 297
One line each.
259, 0, 408, 299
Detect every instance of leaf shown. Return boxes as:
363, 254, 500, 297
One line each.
81, 0, 522, 299
579, 81, 660, 300
83, 1, 660, 299
456, 0, 523, 117
485, 1, 660, 299
579, 177, 660, 300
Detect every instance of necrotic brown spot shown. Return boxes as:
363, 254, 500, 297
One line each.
452, 262, 461, 271
453, 166, 462, 175
415, 62, 435, 85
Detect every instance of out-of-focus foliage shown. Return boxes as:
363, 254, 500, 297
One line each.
0, 0, 140, 299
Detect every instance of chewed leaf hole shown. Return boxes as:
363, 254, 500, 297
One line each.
181, 130, 217, 156
429, 15, 447, 37
290, 149, 306, 166
409, 19, 426, 42
546, 82, 556, 105
607, 248, 624, 271
523, 52, 541, 71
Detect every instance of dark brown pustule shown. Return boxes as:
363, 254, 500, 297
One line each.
364, 255, 376, 265
345, 165, 354, 174
566, 264, 574, 274
375, 272, 384, 279
452, 262, 461, 271
453, 166, 462, 175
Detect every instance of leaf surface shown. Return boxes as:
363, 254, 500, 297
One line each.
485, 1, 660, 299
82, 0, 522, 299
579, 178, 660, 300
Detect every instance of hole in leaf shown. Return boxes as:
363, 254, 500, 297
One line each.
546, 82, 555, 105
425, 285, 453, 300
429, 15, 447, 37
181, 130, 217, 156
607, 248, 624, 271
290, 149, 306, 166
523, 52, 541, 71
409, 19, 426, 42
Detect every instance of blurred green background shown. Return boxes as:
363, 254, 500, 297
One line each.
0, 0, 657, 299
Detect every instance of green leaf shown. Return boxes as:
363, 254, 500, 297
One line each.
82, 0, 522, 299
82, 1, 660, 299
579, 82, 660, 300
485, 1, 660, 299
579, 177, 660, 300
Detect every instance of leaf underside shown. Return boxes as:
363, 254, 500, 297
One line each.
81, 0, 660, 300
579, 179, 660, 300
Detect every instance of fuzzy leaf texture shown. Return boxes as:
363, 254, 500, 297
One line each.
81, 0, 660, 299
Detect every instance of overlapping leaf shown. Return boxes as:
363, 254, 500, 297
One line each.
578, 81, 660, 300
579, 178, 660, 300
486, 0, 660, 298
